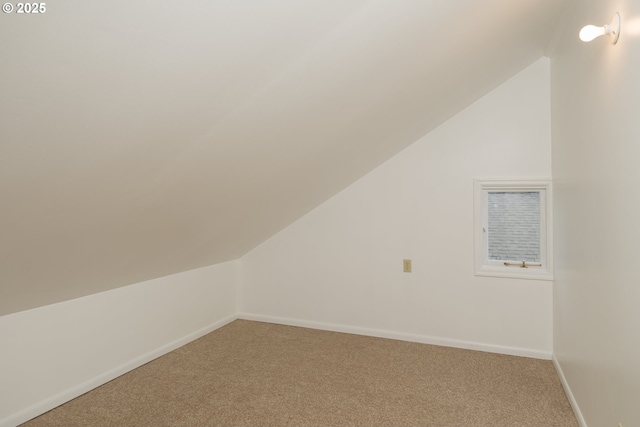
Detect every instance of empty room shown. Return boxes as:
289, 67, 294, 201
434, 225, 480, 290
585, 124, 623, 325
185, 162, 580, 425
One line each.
1, 1, 639, 426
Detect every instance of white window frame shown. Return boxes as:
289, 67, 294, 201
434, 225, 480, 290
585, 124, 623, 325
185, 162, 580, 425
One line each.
474, 179, 553, 281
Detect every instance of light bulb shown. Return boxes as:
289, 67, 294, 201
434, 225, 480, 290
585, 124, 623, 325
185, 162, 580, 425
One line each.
578, 12, 620, 44
579, 25, 606, 42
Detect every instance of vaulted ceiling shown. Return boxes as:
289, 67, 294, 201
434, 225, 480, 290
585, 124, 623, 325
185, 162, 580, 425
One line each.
0, 0, 570, 315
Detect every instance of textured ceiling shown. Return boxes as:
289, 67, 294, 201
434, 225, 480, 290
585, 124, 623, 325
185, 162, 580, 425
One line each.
0, 0, 570, 315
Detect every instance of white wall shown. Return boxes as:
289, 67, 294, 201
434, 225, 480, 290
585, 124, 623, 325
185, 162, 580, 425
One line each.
551, 2, 640, 426
241, 58, 553, 358
0, 260, 239, 427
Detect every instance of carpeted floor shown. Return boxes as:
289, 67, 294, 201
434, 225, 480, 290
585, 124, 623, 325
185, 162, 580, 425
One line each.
22, 320, 578, 426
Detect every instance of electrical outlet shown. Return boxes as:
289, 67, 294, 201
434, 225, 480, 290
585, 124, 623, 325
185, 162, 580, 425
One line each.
403, 259, 412, 273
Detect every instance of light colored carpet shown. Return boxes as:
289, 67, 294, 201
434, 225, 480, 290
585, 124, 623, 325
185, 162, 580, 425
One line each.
22, 320, 578, 426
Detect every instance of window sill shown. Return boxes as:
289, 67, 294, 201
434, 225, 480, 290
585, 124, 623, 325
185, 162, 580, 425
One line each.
475, 265, 553, 281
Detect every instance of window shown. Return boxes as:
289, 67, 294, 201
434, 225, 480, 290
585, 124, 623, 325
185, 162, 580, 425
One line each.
474, 179, 552, 280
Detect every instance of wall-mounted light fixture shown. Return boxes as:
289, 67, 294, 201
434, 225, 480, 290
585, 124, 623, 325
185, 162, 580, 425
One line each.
579, 12, 621, 44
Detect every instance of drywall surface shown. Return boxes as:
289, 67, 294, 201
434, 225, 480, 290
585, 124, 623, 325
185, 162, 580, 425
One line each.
0, 0, 569, 317
0, 261, 238, 427
241, 58, 553, 358
551, 2, 640, 426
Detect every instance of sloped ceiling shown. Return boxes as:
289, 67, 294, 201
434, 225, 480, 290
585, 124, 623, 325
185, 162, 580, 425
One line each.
0, 0, 569, 315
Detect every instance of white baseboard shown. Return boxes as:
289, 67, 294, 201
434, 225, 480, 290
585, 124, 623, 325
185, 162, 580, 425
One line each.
1, 314, 237, 427
238, 313, 552, 360
553, 354, 587, 427
3, 313, 554, 427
